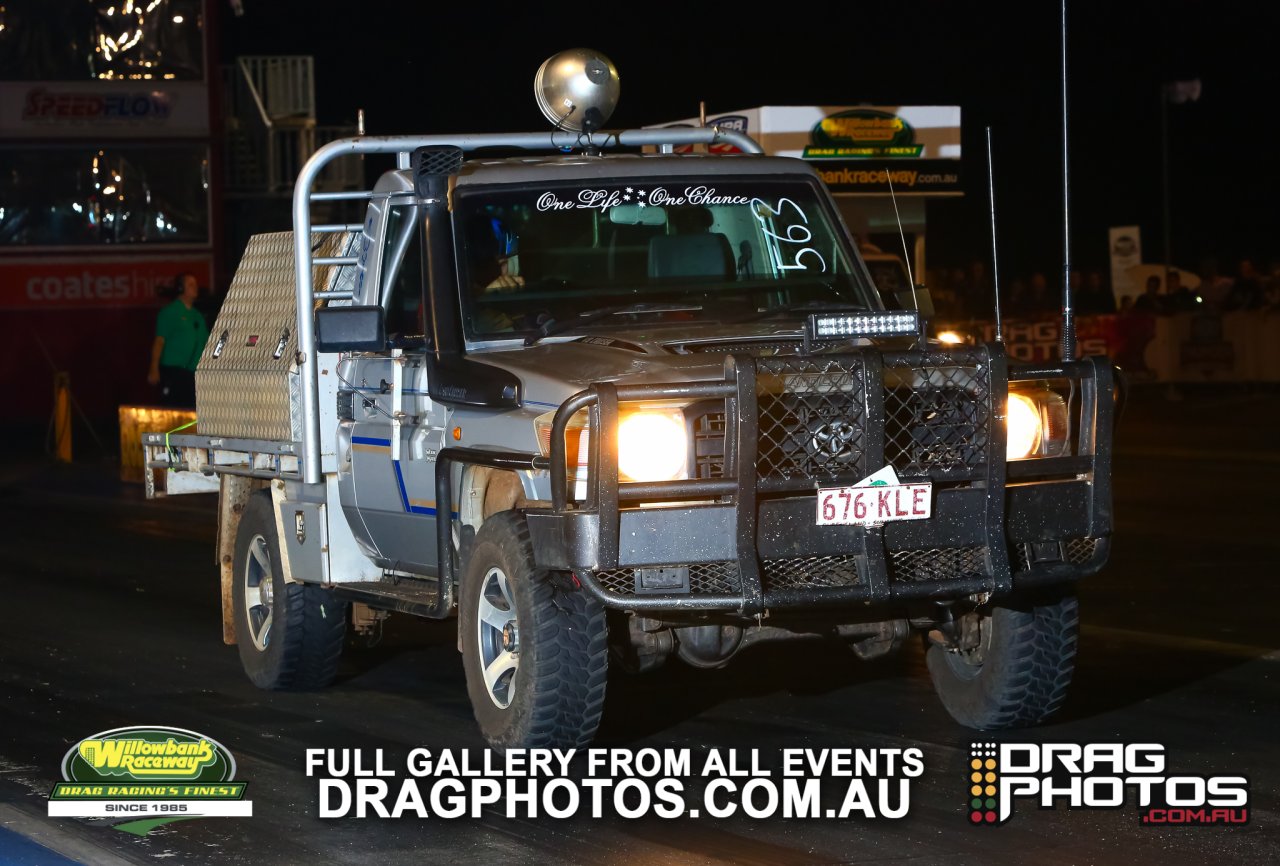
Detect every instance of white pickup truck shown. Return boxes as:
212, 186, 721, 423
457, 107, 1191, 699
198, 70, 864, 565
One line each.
145, 68, 1113, 750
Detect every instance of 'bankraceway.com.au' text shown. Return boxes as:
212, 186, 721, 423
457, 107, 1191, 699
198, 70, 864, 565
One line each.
308, 747, 923, 820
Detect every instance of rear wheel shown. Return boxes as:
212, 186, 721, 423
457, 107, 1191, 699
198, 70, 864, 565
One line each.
925, 591, 1078, 729
232, 492, 347, 689
459, 512, 608, 749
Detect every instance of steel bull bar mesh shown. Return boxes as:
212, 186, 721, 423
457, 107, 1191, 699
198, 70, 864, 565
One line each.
437, 346, 1113, 615
524, 345, 1024, 614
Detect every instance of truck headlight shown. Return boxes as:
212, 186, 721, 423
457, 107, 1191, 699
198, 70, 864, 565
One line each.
618, 410, 687, 482
536, 406, 689, 485
1006, 394, 1042, 459
1006, 390, 1069, 460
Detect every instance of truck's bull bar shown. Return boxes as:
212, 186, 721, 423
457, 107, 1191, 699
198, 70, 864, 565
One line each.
438, 344, 1114, 616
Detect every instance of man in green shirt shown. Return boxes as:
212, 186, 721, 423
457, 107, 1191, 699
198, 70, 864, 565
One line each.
147, 273, 209, 407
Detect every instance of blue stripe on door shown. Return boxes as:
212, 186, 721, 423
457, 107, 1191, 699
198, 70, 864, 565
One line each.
351, 434, 456, 517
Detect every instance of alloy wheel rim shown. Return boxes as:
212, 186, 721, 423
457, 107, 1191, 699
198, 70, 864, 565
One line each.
244, 534, 274, 651
476, 566, 520, 708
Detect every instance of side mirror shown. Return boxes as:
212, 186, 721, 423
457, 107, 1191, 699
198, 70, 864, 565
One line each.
893, 286, 936, 318
315, 306, 386, 353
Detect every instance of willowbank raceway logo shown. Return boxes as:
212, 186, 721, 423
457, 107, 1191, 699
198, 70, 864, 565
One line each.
48, 726, 252, 835
968, 742, 1249, 826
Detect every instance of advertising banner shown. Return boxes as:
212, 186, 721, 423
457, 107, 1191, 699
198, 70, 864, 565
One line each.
0, 81, 210, 138
813, 159, 962, 194
799, 106, 959, 160
648, 105, 962, 194
0, 254, 213, 310
969, 315, 1119, 363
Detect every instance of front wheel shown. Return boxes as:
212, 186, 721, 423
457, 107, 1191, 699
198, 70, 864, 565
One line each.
925, 591, 1079, 730
459, 512, 608, 749
232, 492, 348, 690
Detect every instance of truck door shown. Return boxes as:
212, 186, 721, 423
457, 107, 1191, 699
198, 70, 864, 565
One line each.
345, 203, 450, 573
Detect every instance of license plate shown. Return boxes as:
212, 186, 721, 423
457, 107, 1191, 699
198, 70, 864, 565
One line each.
816, 482, 933, 526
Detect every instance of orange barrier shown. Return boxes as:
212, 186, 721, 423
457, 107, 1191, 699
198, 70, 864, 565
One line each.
53, 372, 72, 463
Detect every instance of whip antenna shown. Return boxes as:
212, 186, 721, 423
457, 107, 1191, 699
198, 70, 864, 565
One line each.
1059, 0, 1076, 361
985, 126, 1004, 343
884, 169, 918, 312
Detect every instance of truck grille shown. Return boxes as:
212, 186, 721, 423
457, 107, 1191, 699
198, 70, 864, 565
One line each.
755, 356, 869, 485
686, 350, 992, 484
1012, 537, 1101, 571
1065, 536, 1101, 564
888, 546, 986, 583
589, 554, 862, 597
761, 555, 861, 590
592, 563, 742, 596
883, 351, 991, 478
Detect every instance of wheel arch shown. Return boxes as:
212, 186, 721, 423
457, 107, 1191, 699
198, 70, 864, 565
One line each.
217, 476, 271, 645
458, 466, 542, 533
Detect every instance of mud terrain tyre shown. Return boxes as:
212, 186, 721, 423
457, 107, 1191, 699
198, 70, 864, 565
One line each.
925, 591, 1079, 730
459, 512, 608, 749
233, 491, 347, 689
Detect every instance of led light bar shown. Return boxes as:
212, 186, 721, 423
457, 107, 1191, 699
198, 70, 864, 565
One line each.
807, 310, 922, 342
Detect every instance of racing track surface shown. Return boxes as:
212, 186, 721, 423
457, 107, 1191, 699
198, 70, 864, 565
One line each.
0, 387, 1276, 864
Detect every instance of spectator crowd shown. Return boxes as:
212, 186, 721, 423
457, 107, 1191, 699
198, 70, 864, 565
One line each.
925, 257, 1280, 321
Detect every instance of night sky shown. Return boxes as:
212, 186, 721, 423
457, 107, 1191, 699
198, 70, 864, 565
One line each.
222, 1, 1280, 284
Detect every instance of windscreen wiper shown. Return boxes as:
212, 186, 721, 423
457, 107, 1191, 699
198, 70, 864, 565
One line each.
524, 303, 703, 347
730, 300, 868, 325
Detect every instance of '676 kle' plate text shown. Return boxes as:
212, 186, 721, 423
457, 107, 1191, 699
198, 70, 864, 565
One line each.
816, 483, 932, 526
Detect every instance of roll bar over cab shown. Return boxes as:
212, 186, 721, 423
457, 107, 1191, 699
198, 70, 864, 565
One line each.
144, 126, 1113, 748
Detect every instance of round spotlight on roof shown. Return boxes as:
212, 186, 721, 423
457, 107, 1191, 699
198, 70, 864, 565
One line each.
534, 49, 620, 133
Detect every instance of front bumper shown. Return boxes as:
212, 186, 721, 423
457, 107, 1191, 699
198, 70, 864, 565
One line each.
521, 344, 1114, 615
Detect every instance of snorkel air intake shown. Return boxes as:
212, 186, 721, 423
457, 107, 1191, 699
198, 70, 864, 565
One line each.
413, 145, 464, 356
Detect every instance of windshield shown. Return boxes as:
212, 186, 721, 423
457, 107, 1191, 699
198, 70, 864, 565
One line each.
455, 177, 877, 340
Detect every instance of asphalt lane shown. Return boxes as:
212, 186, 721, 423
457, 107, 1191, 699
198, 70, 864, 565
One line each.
0, 388, 1276, 865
